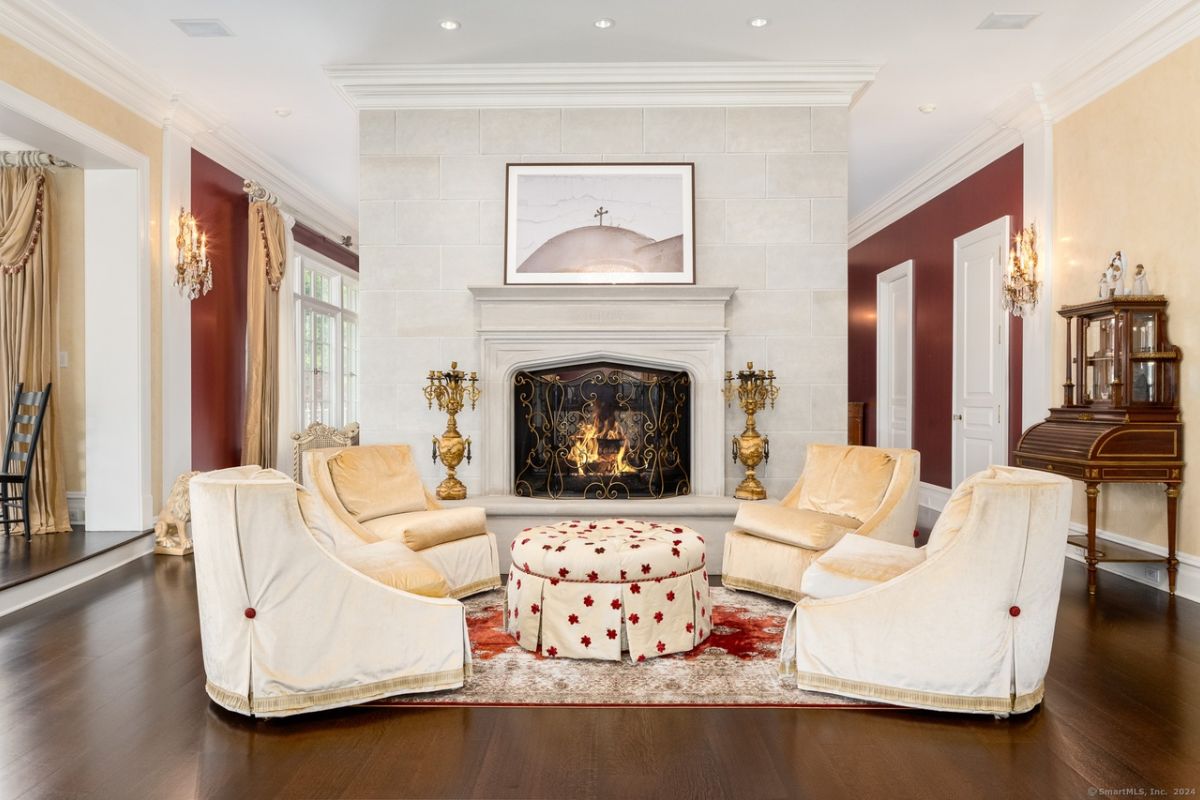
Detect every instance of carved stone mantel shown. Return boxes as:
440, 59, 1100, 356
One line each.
469, 285, 735, 497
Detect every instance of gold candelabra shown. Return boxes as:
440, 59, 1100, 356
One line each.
174, 207, 212, 300
423, 361, 481, 500
1002, 222, 1040, 318
723, 361, 780, 500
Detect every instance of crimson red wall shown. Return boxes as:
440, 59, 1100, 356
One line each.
848, 147, 1023, 488
190, 150, 248, 471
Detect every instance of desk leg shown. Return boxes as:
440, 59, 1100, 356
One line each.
1166, 485, 1180, 596
1085, 482, 1100, 595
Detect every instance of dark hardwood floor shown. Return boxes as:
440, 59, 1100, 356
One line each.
0, 555, 1197, 800
0, 529, 150, 590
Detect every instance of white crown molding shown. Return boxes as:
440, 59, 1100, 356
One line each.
0, 0, 356, 241
1040, 0, 1200, 122
849, 0, 1200, 247
848, 99, 1028, 247
325, 61, 881, 109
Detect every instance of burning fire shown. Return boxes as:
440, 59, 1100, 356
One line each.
567, 414, 636, 476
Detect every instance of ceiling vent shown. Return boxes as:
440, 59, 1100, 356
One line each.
171, 18, 235, 38
977, 12, 1041, 30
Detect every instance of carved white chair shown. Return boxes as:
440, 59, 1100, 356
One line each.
304, 444, 501, 599
189, 466, 472, 717
781, 466, 1073, 715
291, 421, 359, 482
722, 444, 920, 602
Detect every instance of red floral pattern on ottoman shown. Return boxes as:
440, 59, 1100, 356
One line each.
505, 519, 710, 662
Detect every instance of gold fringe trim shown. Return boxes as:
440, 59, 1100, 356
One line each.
450, 576, 502, 599
721, 574, 803, 603
790, 671, 1045, 715
206, 667, 468, 717
205, 680, 251, 714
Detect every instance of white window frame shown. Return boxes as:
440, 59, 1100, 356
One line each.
293, 244, 359, 430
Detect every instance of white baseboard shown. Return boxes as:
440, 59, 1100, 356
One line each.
1065, 523, 1200, 604
918, 481, 951, 513
66, 491, 85, 526
0, 533, 153, 617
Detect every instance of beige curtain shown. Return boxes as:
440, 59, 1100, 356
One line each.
242, 201, 288, 468
0, 166, 70, 533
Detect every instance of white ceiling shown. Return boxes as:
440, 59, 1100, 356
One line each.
0, 134, 34, 151
48, 0, 1148, 222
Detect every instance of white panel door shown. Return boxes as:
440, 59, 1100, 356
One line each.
876, 261, 914, 449
953, 217, 1010, 486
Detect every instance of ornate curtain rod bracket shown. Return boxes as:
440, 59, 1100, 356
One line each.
243, 179, 280, 206
0, 151, 76, 169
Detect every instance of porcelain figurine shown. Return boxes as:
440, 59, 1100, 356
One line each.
1107, 251, 1128, 295
1133, 263, 1151, 295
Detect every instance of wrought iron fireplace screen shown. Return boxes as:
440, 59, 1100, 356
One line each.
513, 362, 691, 499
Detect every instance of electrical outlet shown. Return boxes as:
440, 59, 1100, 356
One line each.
58, 351, 68, 368
1146, 567, 1162, 583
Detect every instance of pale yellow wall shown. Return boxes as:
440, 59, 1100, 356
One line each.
0, 33, 164, 510
1053, 38, 1200, 556
51, 167, 85, 493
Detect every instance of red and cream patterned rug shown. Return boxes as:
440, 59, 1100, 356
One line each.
372, 587, 872, 708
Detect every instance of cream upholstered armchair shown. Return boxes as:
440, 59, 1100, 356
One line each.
303, 444, 501, 599
189, 467, 473, 717
782, 466, 1073, 715
722, 444, 920, 602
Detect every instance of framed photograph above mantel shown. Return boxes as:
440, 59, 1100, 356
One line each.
504, 162, 695, 285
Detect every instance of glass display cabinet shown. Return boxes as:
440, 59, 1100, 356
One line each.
1014, 295, 1183, 596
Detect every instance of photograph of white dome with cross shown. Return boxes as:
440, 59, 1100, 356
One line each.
504, 163, 695, 284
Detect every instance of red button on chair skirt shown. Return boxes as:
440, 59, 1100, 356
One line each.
1009, 606, 1020, 617
244, 608, 257, 619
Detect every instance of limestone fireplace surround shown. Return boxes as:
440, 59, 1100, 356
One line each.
451, 285, 742, 569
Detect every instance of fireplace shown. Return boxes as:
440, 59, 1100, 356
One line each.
512, 361, 691, 499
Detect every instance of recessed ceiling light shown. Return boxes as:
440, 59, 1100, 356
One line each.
977, 12, 1041, 30
440, 19, 461, 31
170, 18, 234, 38
748, 17, 770, 28
918, 104, 937, 114
274, 107, 292, 118
594, 18, 615, 29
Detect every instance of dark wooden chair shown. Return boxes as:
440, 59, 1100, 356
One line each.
1, 383, 52, 542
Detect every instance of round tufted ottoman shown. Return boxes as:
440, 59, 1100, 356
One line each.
505, 519, 711, 662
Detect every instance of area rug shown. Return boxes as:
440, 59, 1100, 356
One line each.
372, 587, 877, 708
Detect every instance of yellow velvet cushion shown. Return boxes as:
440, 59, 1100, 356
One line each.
326, 446, 428, 522
795, 444, 897, 523
361, 507, 488, 551
338, 541, 452, 598
295, 487, 450, 597
735, 503, 861, 550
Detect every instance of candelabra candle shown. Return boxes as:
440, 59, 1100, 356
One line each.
423, 361, 481, 500
723, 361, 781, 500
174, 207, 213, 300
1003, 222, 1040, 318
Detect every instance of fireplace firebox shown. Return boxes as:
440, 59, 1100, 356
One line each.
513, 362, 691, 499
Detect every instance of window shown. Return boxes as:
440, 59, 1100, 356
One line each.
295, 249, 358, 429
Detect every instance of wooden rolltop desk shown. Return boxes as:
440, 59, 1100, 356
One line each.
1013, 295, 1183, 595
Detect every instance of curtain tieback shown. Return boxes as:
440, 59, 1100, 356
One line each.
1, 174, 46, 276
